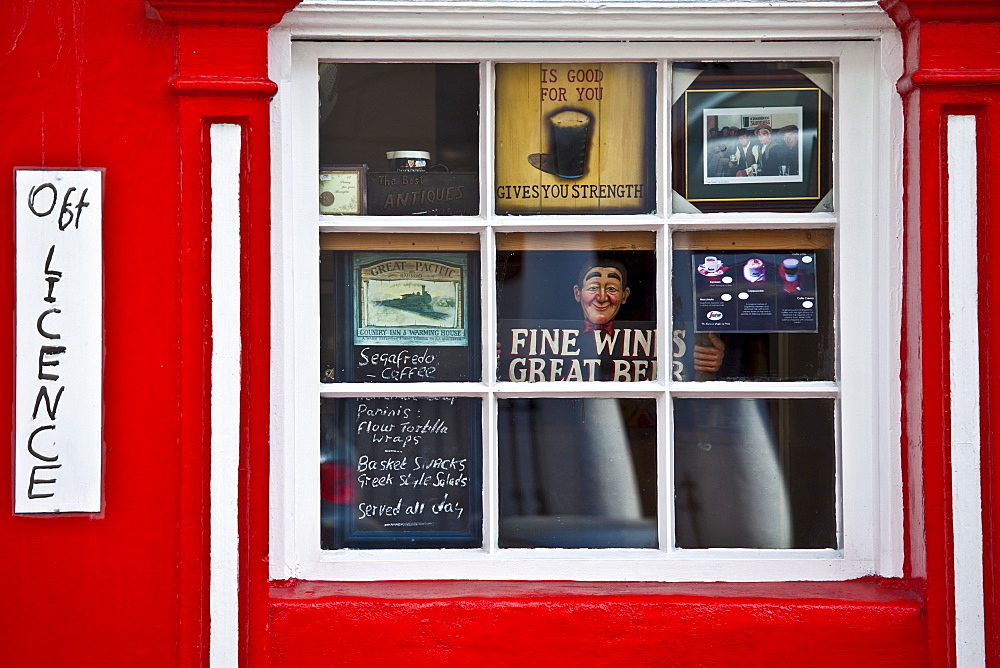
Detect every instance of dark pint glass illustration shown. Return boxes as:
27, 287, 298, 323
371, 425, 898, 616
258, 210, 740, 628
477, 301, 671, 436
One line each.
528, 108, 593, 179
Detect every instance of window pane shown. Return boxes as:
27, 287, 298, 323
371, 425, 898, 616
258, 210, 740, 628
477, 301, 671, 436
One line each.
319, 63, 479, 215
673, 398, 836, 549
671, 61, 834, 214
671, 231, 834, 381
321, 397, 483, 549
497, 233, 657, 382
498, 398, 657, 548
321, 234, 481, 382
495, 62, 655, 215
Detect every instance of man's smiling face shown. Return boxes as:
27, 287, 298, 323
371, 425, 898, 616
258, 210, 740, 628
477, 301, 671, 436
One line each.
574, 266, 630, 325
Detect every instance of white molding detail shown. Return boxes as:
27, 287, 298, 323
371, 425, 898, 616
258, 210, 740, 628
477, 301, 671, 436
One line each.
210, 123, 242, 668
947, 114, 986, 668
282, 0, 894, 41
269, 0, 904, 580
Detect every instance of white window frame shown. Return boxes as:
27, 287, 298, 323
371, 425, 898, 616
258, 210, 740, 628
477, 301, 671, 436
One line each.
269, 1, 903, 582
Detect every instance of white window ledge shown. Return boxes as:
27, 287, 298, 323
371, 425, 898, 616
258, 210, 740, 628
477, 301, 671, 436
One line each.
282, 1, 895, 41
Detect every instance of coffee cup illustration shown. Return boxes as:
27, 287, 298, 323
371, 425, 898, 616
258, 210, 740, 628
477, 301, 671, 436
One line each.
528, 108, 593, 179
697, 255, 727, 277
743, 258, 766, 283
781, 258, 801, 292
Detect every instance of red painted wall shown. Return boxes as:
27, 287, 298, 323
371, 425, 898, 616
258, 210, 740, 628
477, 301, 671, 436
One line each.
270, 580, 926, 667
2, 0, 991, 665
1, 1, 187, 665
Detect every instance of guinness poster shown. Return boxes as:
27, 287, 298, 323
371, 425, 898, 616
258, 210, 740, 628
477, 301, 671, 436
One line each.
495, 63, 655, 215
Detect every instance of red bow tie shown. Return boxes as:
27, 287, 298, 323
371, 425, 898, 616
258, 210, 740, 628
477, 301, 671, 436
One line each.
583, 321, 614, 333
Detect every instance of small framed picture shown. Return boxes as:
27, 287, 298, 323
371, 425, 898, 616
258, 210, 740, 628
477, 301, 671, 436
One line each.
672, 64, 833, 213
319, 165, 366, 215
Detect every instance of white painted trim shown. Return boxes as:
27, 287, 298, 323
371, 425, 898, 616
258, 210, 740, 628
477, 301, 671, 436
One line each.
210, 124, 242, 668
947, 115, 986, 668
876, 26, 905, 579
270, 26, 903, 581
282, 1, 894, 41
269, 24, 296, 581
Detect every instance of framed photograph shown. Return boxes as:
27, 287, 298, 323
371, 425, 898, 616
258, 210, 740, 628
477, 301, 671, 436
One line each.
319, 165, 366, 215
672, 65, 833, 213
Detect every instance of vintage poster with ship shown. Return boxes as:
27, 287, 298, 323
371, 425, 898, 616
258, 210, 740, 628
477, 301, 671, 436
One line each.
354, 252, 468, 346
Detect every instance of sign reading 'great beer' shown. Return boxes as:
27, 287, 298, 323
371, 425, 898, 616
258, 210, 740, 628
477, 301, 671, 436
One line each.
15, 169, 103, 514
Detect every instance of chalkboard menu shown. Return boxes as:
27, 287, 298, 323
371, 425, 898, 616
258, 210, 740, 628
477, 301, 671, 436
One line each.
320, 250, 481, 382
321, 397, 482, 549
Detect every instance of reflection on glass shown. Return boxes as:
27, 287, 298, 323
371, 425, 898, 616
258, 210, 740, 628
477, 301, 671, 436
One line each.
673, 398, 836, 549
499, 398, 657, 548
320, 245, 480, 383
321, 397, 482, 550
496, 243, 657, 382
319, 63, 479, 215
671, 247, 833, 381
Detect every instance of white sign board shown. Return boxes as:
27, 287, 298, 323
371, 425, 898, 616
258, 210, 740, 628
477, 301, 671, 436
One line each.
15, 169, 103, 514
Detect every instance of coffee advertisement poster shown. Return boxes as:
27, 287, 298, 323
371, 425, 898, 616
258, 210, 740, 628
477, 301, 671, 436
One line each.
691, 251, 818, 333
494, 62, 655, 214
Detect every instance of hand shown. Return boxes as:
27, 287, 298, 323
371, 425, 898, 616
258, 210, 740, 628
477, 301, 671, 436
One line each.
693, 333, 725, 373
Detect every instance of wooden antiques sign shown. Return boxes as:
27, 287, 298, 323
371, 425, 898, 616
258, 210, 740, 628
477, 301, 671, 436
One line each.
365, 172, 478, 216
15, 169, 103, 514
495, 63, 655, 214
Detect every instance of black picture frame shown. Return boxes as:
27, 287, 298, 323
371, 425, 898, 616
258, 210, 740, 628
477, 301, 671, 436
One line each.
673, 69, 833, 213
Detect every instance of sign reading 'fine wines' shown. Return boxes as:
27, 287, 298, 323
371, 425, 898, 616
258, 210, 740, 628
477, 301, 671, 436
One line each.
15, 169, 103, 514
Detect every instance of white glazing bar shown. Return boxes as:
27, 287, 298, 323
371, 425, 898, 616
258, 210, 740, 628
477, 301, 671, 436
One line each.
210, 123, 243, 668
947, 114, 986, 668
482, 60, 499, 553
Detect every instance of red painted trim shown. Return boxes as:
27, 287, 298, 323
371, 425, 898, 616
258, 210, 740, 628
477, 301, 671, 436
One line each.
899, 72, 1000, 95
240, 112, 276, 668
162, 4, 295, 662
886, 3, 1000, 663
882, 0, 1000, 23
975, 107, 999, 668
270, 577, 925, 602
267, 579, 927, 666
149, 0, 299, 26
171, 77, 279, 97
